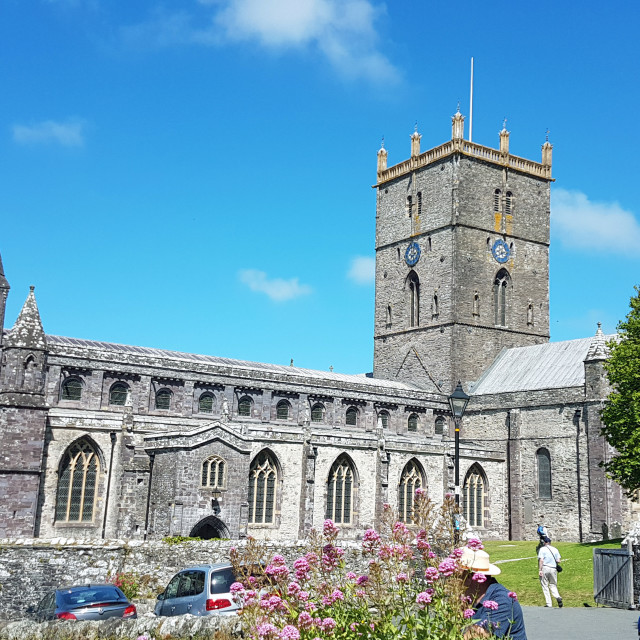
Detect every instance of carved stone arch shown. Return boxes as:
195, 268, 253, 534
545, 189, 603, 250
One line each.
398, 457, 426, 524
325, 453, 359, 526
248, 448, 282, 526
189, 515, 230, 540
462, 463, 488, 529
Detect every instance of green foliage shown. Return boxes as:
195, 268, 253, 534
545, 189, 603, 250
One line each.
601, 285, 640, 492
161, 535, 203, 545
106, 571, 140, 600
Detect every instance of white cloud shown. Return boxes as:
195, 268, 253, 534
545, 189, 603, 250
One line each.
348, 256, 375, 285
238, 269, 312, 301
12, 119, 85, 147
551, 188, 640, 256
121, 0, 398, 83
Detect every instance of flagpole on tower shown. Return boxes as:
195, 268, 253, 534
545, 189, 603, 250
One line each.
469, 57, 474, 142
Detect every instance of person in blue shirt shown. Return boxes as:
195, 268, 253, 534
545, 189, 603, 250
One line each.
460, 545, 527, 640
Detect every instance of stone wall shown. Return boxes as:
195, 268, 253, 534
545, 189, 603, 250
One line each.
0, 538, 372, 621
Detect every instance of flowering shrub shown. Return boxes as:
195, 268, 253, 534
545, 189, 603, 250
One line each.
106, 571, 140, 601
231, 492, 519, 639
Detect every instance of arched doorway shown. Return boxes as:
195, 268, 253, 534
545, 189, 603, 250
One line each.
189, 516, 230, 540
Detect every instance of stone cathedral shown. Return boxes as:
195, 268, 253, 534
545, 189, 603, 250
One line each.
0, 110, 631, 544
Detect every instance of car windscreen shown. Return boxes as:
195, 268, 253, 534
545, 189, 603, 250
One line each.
59, 587, 125, 607
210, 568, 236, 594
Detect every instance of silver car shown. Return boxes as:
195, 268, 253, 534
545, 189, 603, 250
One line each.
154, 563, 241, 617
31, 584, 137, 621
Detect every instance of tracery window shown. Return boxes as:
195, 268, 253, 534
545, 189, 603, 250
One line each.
109, 383, 129, 406
463, 466, 486, 528
248, 450, 278, 524
238, 397, 252, 417
311, 403, 324, 423
201, 455, 226, 489
493, 268, 510, 327
155, 389, 172, 410
537, 448, 552, 499
345, 406, 358, 427
407, 271, 420, 328
398, 460, 424, 524
407, 413, 418, 432
276, 400, 290, 420
199, 393, 214, 414
55, 438, 100, 523
326, 456, 355, 525
61, 377, 83, 402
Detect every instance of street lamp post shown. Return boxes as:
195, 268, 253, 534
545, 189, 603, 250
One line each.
448, 381, 470, 508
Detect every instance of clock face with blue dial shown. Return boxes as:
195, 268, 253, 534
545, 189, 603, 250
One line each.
405, 242, 421, 266
491, 239, 510, 263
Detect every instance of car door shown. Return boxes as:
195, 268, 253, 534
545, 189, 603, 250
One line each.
174, 570, 205, 616
158, 572, 182, 616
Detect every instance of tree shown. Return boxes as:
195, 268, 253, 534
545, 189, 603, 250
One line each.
601, 286, 640, 493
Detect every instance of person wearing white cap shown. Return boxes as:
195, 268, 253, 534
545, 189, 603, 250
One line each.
459, 545, 527, 639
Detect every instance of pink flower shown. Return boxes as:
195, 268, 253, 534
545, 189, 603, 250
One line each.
257, 623, 279, 638
331, 588, 344, 601
415, 488, 426, 497
230, 582, 245, 594
438, 558, 457, 576
356, 574, 369, 585
463, 608, 475, 619
321, 617, 337, 633
346, 572, 357, 580
395, 572, 408, 582
472, 572, 487, 584
355, 589, 366, 598
450, 548, 464, 558
483, 600, 499, 611
508, 591, 518, 600
416, 591, 433, 608
424, 567, 440, 583
350, 623, 358, 632
279, 626, 300, 640
467, 538, 484, 551
297, 612, 313, 630
298, 591, 309, 601
287, 582, 301, 596
428, 551, 436, 559
293, 557, 310, 581
323, 519, 339, 537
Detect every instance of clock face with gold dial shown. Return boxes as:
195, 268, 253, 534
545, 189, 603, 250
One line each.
405, 242, 420, 267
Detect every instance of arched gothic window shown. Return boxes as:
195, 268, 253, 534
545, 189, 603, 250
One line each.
407, 413, 418, 432
407, 271, 420, 327
109, 383, 129, 406
202, 455, 226, 489
61, 377, 83, 402
276, 400, 290, 420
238, 397, 252, 417
326, 456, 355, 524
462, 466, 486, 528
155, 389, 172, 410
311, 403, 324, 423
198, 393, 214, 414
248, 451, 278, 524
55, 438, 100, 523
494, 189, 501, 212
398, 460, 424, 524
537, 448, 552, 499
493, 269, 511, 327
505, 191, 513, 216
434, 416, 446, 435
346, 406, 358, 427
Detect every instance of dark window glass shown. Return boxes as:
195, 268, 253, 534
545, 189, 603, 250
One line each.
380, 411, 389, 428
494, 189, 501, 211
165, 574, 181, 599
177, 570, 205, 597
463, 468, 485, 528
434, 416, 445, 435
62, 378, 82, 401
249, 451, 277, 524
211, 568, 236, 594
238, 398, 251, 417
109, 383, 128, 406
346, 407, 358, 426
202, 456, 225, 489
199, 394, 214, 413
399, 461, 423, 523
311, 404, 324, 423
408, 413, 418, 432
276, 401, 289, 420
326, 457, 355, 524
537, 449, 552, 499
156, 389, 171, 410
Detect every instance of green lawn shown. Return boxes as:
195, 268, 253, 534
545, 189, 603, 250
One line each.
482, 539, 623, 607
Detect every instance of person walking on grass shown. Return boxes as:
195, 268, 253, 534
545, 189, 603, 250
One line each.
538, 536, 563, 608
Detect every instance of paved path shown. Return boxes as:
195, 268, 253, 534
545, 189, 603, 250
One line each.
523, 606, 638, 640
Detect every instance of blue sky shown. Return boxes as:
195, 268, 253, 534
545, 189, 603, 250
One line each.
2, 0, 639, 375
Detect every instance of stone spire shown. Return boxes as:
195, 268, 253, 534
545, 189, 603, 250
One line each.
6, 286, 47, 351
410, 123, 422, 157
0, 252, 9, 293
585, 322, 608, 361
451, 106, 465, 141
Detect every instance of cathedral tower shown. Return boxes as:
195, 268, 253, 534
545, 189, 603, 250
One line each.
373, 111, 553, 392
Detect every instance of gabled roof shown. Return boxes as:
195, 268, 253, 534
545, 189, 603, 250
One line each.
46, 335, 426, 393
470, 333, 615, 396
